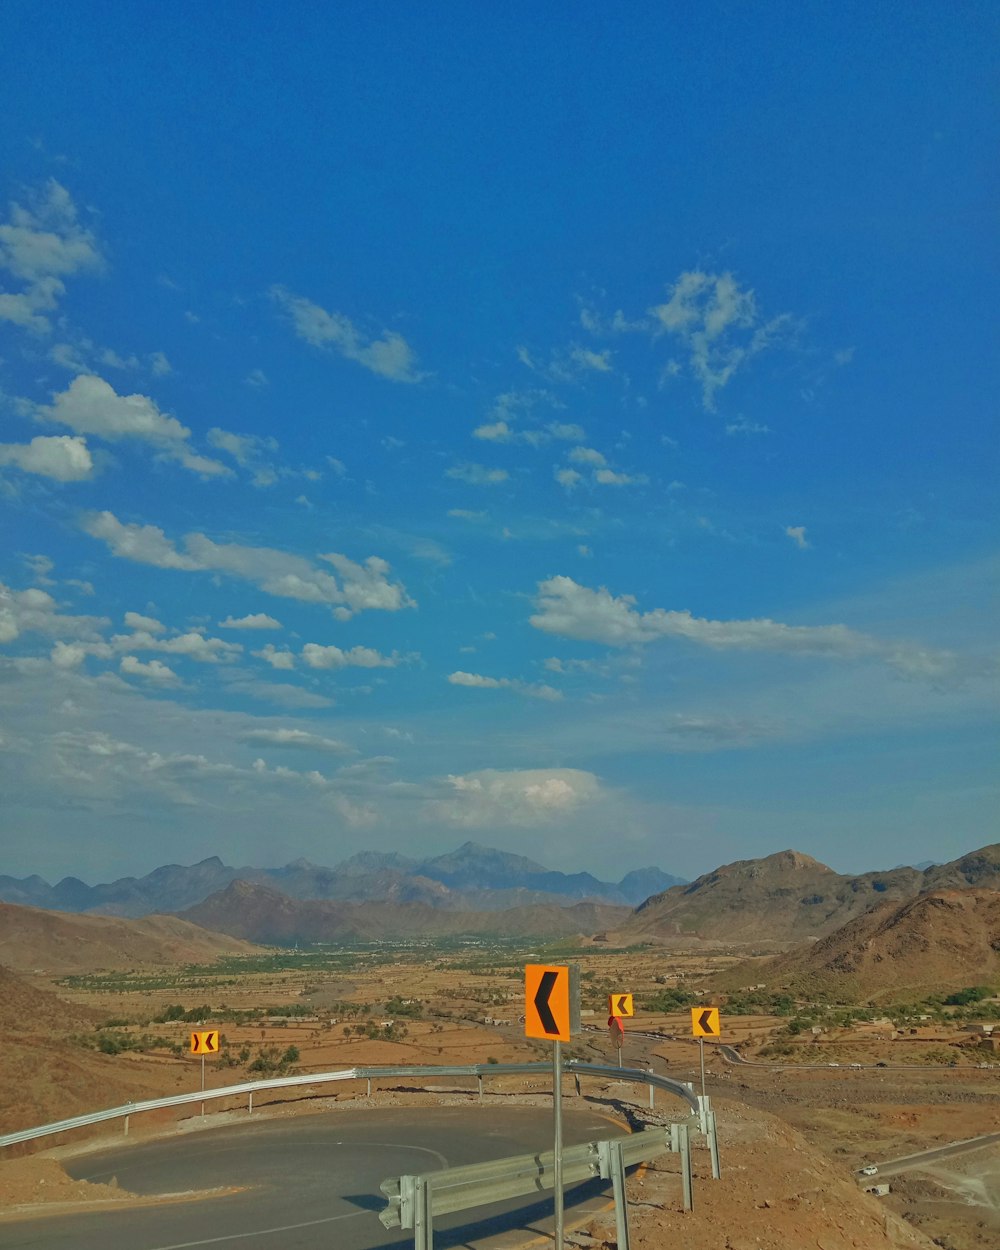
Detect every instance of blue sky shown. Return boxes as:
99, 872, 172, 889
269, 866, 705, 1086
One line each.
1, 3, 996, 883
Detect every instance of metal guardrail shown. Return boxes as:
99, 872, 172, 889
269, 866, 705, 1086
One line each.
380, 1123, 695, 1250
0, 1059, 699, 1151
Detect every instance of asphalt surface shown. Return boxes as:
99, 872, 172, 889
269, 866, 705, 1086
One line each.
0, 1105, 628, 1250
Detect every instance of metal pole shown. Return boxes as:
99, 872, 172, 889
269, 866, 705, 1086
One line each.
413, 1176, 432, 1250
201, 1055, 206, 1117
699, 1037, 706, 1098
707, 1109, 721, 1179
678, 1122, 693, 1212
610, 1139, 631, 1250
553, 1039, 564, 1250
248, 1091, 253, 1114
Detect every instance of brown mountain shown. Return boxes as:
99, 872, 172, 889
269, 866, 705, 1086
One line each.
740, 887, 1000, 1000
180, 879, 629, 943
616, 843, 1000, 946
0, 902, 259, 974
0, 963, 102, 1035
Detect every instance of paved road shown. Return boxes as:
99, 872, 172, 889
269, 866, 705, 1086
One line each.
873, 1132, 1000, 1177
0, 1106, 627, 1250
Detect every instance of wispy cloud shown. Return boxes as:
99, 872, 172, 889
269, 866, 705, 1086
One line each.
649, 271, 793, 410
785, 525, 810, 550
271, 285, 423, 383
0, 181, 101, 333
446, 463, 509, 485
82, 511, 415, 618
447, 670, 562, 701
238, 727, 353, 753
530, 575, 959, 678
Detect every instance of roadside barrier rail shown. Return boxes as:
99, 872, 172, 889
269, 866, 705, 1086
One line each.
0, 1059, 700, 1151
380, 1122, 695, 1250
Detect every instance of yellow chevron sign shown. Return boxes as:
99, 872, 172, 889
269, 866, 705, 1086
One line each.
690, 1007, 721, 1039
190, 1030, 220, 1054
608, 993, 634, 1018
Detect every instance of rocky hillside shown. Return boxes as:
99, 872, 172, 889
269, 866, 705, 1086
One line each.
180, 879, 630, 944
617, 844, 1000, 945
738, 887, 1000, 1000
0, 902, 259, 974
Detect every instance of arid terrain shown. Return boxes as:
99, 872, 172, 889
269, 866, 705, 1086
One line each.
2, 924, 998, 1249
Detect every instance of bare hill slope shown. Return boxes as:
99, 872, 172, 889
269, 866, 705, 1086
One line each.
617, 843, 1000, 945
0, 902, 259, 974
742, 887, 1000, 1000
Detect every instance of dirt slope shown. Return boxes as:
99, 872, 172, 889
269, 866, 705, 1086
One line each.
734, 888, 1000, 1000
616, 843, 1000, 946
0, 902, 259, 974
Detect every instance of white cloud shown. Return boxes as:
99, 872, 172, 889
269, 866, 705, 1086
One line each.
0, 581, 108, 644
111, 629, 243, 664
271, 285, 422, 383
82, 511, 413, 617
473, 420, 511, 441
0, 435, 93, 481
447, 670, 562, 701
436, 767, 600, 826
207, 427, 284, 486
447, 508, 488, 521
555, 467, 582, 490
35, 375, 230, 477
119, 656, 179, 683
517, 343, 614, 383
785, 525, 810, 550
219, 613, 283, 630
149, 351, 172, 377
245, 368, 268, 387
650, 271, 792, 410
238, 728, 353, 754
568, 446, 606, 467
301, 643, 400, 670
593, 467, 647, 486
726, 418, 771, 436
124, 611, 165, 634
446, 463, 509, 486
0, 181, 101, 334
529, 575, 959, 677
82, 512, 201, 570
253, 644, 297, 670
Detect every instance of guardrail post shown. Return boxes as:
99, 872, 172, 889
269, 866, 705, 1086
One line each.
574, 1072, 581, 1097
413, 1175, 432, 1250
673, 1122, 693, 1211
596, 1139, 632, 1249
697, 1093, 709, 1135
367, 1078, 372, 1098
248, 1091, 253, 1115
706, 1109, 721, 1179
478, 1074, 483, 1104
648, 1069, 655, 1110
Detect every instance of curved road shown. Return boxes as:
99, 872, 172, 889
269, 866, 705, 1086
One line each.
0, 1106, 628, 1250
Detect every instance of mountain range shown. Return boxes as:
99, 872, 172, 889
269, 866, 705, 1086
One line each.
738, 887, 1000, 1000
613, 843, 1000, 945
0, 842, 685, 918
179, 879, 630, 945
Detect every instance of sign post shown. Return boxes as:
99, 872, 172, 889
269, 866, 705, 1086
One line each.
690, 1007, 721, 1097
190, 1030, 220, 1116
525, 964, 579, 1250
608, 993, 633, 1069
